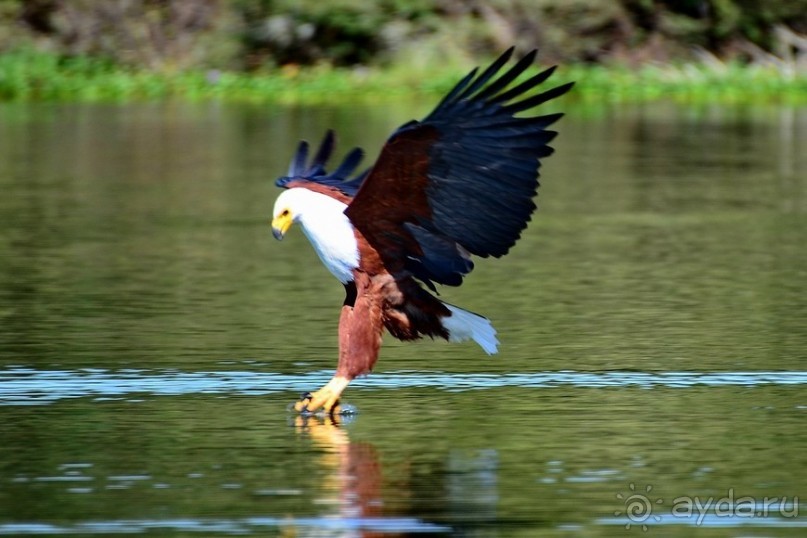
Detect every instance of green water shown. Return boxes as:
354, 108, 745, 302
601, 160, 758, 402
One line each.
0, 102, 805, 536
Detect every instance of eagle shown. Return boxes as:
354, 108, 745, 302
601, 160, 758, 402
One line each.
271, 48, 573, 415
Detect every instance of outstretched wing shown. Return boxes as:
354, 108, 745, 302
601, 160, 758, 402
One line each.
275, 130, 368, 196
345, 48, 573, 290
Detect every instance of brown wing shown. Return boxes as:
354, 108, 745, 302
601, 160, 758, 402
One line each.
344, 48, 573, 290
346, 126, 441, 277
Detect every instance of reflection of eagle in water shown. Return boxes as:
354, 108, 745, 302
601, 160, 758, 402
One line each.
271, 48, 573, 415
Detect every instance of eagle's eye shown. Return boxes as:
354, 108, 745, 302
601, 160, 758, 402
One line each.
281, 209, 290, 217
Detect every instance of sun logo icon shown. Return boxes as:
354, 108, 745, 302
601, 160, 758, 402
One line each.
614, 483, 663, 531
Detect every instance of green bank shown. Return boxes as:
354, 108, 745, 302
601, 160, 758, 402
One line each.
0, 49, 804, 104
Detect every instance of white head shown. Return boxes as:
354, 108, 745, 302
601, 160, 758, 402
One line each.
270, 187, 360, 283
271, 188, 303, 240
271, 188, 342, 239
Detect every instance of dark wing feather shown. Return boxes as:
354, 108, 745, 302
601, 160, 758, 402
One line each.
345, 49, 573, 289
275, 129, 367, 196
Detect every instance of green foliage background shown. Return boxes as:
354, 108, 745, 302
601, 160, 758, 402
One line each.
2, 0, 805, 69
0, 0, 804, 102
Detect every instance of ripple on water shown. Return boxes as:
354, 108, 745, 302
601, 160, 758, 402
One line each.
0, 367, 804, 406
0, 516, 452, 535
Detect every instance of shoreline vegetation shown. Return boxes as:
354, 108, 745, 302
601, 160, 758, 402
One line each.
0, 49, 804, 105
1, 1, 805, 105
0, 0, 807, 104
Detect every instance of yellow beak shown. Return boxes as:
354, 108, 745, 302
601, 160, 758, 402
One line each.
271, 213, 292, 240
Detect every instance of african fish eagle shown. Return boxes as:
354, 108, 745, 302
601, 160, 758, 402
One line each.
271, 48, 573, 415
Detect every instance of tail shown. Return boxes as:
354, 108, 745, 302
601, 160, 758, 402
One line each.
442, 303, 499, 355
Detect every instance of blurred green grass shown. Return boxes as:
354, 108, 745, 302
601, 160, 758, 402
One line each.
0, 48, 804, 104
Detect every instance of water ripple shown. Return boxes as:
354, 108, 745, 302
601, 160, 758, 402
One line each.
0, 367, 804, 406
0, 516, 450, 535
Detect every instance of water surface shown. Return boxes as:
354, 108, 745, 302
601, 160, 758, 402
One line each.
0, 101, 805, 536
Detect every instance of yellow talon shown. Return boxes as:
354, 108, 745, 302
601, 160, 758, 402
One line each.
293, 376, 350, 415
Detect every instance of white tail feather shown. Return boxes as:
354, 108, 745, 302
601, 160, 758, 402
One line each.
442, 304, 499, 355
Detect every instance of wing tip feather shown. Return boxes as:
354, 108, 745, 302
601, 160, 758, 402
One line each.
275, 130, 366, 194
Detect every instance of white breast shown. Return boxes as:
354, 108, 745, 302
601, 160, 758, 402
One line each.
283, 189, 360, 284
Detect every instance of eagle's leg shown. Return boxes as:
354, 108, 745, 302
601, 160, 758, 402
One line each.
294, 276, 382, 415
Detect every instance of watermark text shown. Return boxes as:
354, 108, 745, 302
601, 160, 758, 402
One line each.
614, 483, 799, 531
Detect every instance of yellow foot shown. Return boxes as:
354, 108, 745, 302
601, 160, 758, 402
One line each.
293, 376, 350, 416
